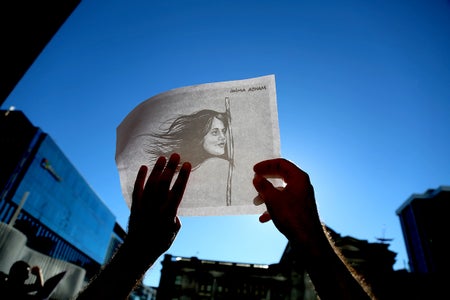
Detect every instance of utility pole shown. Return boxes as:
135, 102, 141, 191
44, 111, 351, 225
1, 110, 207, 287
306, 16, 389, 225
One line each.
8, 191, 29, 227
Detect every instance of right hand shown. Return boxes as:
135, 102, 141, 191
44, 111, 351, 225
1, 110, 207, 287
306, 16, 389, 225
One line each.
252, 158, 322, 244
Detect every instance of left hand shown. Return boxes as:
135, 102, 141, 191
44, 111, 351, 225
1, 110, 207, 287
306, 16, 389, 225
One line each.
127, 153, 191, 260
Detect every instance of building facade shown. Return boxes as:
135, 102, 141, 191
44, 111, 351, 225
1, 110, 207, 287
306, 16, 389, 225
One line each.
157, 226, 405, 300
396, 186, 450, 274
157, 253, 302, 300
0, 109, 125, 281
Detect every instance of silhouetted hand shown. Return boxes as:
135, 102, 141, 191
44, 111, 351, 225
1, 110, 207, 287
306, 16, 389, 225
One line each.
76, 153, 191, 300
253, 158, 374, 299
253, 158, 322, 246
126, 153, 191, 262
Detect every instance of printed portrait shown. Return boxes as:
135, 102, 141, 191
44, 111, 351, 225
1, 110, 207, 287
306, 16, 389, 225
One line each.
116, 75, 280, 216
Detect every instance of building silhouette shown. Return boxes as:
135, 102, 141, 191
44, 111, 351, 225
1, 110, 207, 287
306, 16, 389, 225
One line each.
157, 253, 299, 300
156, 214, 447, 300
396, 185, 450, 274
156, 226, 402, 300
0, 109, 125, 298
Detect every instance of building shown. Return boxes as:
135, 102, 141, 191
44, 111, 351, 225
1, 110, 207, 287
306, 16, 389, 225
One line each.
130, 284, 158, 300
157, 226, 416, 300
396, 186, 450, 274
157, 253, 301, 300
280, 226, 399, 300
156, 228, 397, 300
0, 109, 126, 297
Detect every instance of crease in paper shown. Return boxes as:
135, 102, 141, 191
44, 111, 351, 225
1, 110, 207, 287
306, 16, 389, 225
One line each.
115, 74, 281, 216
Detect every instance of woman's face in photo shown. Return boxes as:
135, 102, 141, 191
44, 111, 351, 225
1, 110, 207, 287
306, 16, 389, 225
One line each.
203, 117, 227, 155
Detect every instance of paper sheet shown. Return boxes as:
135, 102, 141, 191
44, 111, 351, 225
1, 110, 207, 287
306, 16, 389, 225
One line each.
116, 74, 280, 216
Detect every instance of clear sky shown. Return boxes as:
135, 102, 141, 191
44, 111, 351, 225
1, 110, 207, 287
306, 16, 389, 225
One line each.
3, 0, 450, 287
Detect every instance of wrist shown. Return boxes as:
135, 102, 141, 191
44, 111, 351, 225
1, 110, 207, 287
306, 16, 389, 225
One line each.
117, 239, 162, 268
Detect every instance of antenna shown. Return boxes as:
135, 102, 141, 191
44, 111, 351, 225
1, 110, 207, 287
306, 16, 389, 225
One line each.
376, 224, 393, 243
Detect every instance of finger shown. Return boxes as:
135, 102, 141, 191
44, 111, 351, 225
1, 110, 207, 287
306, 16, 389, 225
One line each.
253, 158, 301, 184
168, 162, 191, 216
253, 194, 264, 205
142, 156, 167, 201
259, 211, 272, 223
159, 153, 181, 191
146, 156, 167, 186
131, 165, 148, 211
253, 174, 280, 203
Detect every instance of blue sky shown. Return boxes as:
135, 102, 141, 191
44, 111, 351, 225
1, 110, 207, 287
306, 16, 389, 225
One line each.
3, 0, 450, 286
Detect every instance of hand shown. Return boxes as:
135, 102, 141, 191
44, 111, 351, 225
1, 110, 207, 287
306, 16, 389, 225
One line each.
75, 153, 191, 300
253, 158, 375, 300
127, 153, 191, 260
253, 158, 322, 244
30, 266, 41, 275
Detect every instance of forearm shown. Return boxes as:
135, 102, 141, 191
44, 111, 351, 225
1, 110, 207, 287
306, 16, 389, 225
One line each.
33, 276, 44, 289
75, 241, 161, 300
30, 269, 44, 291
292, 228, 374, 300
